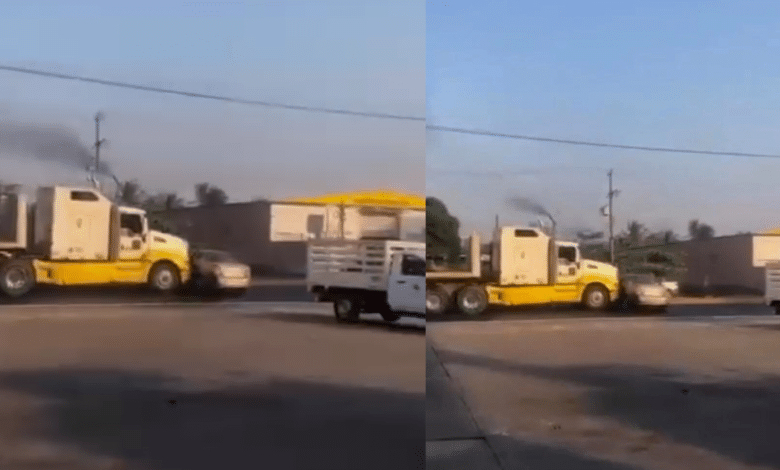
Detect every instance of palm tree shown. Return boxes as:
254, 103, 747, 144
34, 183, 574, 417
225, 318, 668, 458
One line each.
164, 193, 183, 210
119, 180, 142, 206
195, 183, 228, 207
688, 219, 715, 240
626, 220, 646, 246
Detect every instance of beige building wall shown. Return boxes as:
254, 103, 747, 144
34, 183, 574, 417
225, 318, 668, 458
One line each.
157, 201, 425, 276
680, 235, 761, 294
156, 201, 308, 276
620, 233, 780, 295
270, 203, 423, 242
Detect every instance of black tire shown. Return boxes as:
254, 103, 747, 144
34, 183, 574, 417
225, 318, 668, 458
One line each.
380, 306, 401, 323
455, 285, 488, 317
333, 296, 361, 323
614, 290, 631, 312
149, 262, 181, 293
582, 284, 610, 311
0, 259, 35, 298
774, 304, 780, 316
426, 285, 451, 316
190, 273, 218, 296
225, 288, 248, 298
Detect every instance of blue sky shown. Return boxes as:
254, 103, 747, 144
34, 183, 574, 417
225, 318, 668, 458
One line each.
427, 0, 780, 240
0, 0, 424, 202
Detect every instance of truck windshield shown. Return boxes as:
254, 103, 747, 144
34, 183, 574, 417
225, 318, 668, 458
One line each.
401, 254, 426, 276
120, 214, 143, 235
558, 246, 577, 263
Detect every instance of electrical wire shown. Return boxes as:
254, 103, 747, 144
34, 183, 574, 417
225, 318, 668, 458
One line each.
6, 64, 778, 158
0, 64, 425, 122
426, 125, 780, 159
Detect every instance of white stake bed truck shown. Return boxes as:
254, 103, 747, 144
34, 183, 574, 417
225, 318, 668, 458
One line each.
765, 261, 780, 314
307, 239, 426, 323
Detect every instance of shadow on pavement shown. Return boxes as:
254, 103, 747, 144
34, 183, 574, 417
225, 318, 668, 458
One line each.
0, 368, 425, 470
437, 349, 780, 469
426, 305, 589, 323
427, 435, 640, 470
744, 324, 780, 332
256, 312, 425, 334
487, 436, 642, 470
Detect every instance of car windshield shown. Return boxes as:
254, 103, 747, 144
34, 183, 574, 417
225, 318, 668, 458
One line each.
197, 250, 236, 263
625, 274, 655, 284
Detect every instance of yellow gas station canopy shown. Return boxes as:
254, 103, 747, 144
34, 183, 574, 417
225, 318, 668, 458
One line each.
284, 189, 424, 209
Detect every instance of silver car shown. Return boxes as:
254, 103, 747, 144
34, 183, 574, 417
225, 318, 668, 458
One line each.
190, 249, 251, 296
659, 279, 680, 296
619, 273, 670, 311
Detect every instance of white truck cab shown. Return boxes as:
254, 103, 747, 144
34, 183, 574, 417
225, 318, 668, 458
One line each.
387, 251, 425, 316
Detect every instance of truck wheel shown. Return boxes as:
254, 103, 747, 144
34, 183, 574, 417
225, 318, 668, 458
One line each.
333, 296, 361, 323
456, 285, 488, 317
225, 288, 248, 298
149, 262, 181, 293
774, 304, 780, 316
0, 259, 35, 298
380, 306, 401, 323
426, 286, 450, 316
583, 284, 609, 311
192, 273, 220, 296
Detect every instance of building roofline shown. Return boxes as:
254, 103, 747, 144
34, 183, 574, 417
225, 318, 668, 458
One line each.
150, 198, 427, 215
617, 231, 780, 252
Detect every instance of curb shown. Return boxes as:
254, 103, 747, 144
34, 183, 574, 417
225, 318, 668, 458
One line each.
669, 297, 763, 306
249, 279, 307, 287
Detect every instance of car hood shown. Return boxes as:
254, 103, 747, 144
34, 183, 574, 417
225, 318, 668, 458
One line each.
627, 282, 669, 296
205, 261, 250, 277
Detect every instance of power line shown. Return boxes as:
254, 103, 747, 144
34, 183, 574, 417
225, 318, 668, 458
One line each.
0, 64, 425, 122
426, 125, 780, 159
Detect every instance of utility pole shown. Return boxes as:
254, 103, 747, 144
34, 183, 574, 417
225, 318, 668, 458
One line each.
607, 169, 619, 264
94, 112, 106, 173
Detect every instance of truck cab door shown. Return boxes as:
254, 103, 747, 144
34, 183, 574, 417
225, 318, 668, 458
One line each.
556, 245, 579, 285
388, 253, 426, 314
118, 212, 147, 261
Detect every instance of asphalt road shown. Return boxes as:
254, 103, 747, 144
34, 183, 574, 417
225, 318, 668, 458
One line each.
427, 313, 780, 470
0, 283, 314, 305
428, 303, 773, 322
0, 283, 771, 322
0, 303, 425, 470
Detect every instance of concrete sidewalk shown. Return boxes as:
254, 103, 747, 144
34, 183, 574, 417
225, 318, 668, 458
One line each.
426, 343, 504, 470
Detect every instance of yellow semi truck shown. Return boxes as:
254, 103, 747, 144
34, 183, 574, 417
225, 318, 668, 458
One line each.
0, 185, 191, 298
426, 225, 620, 316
